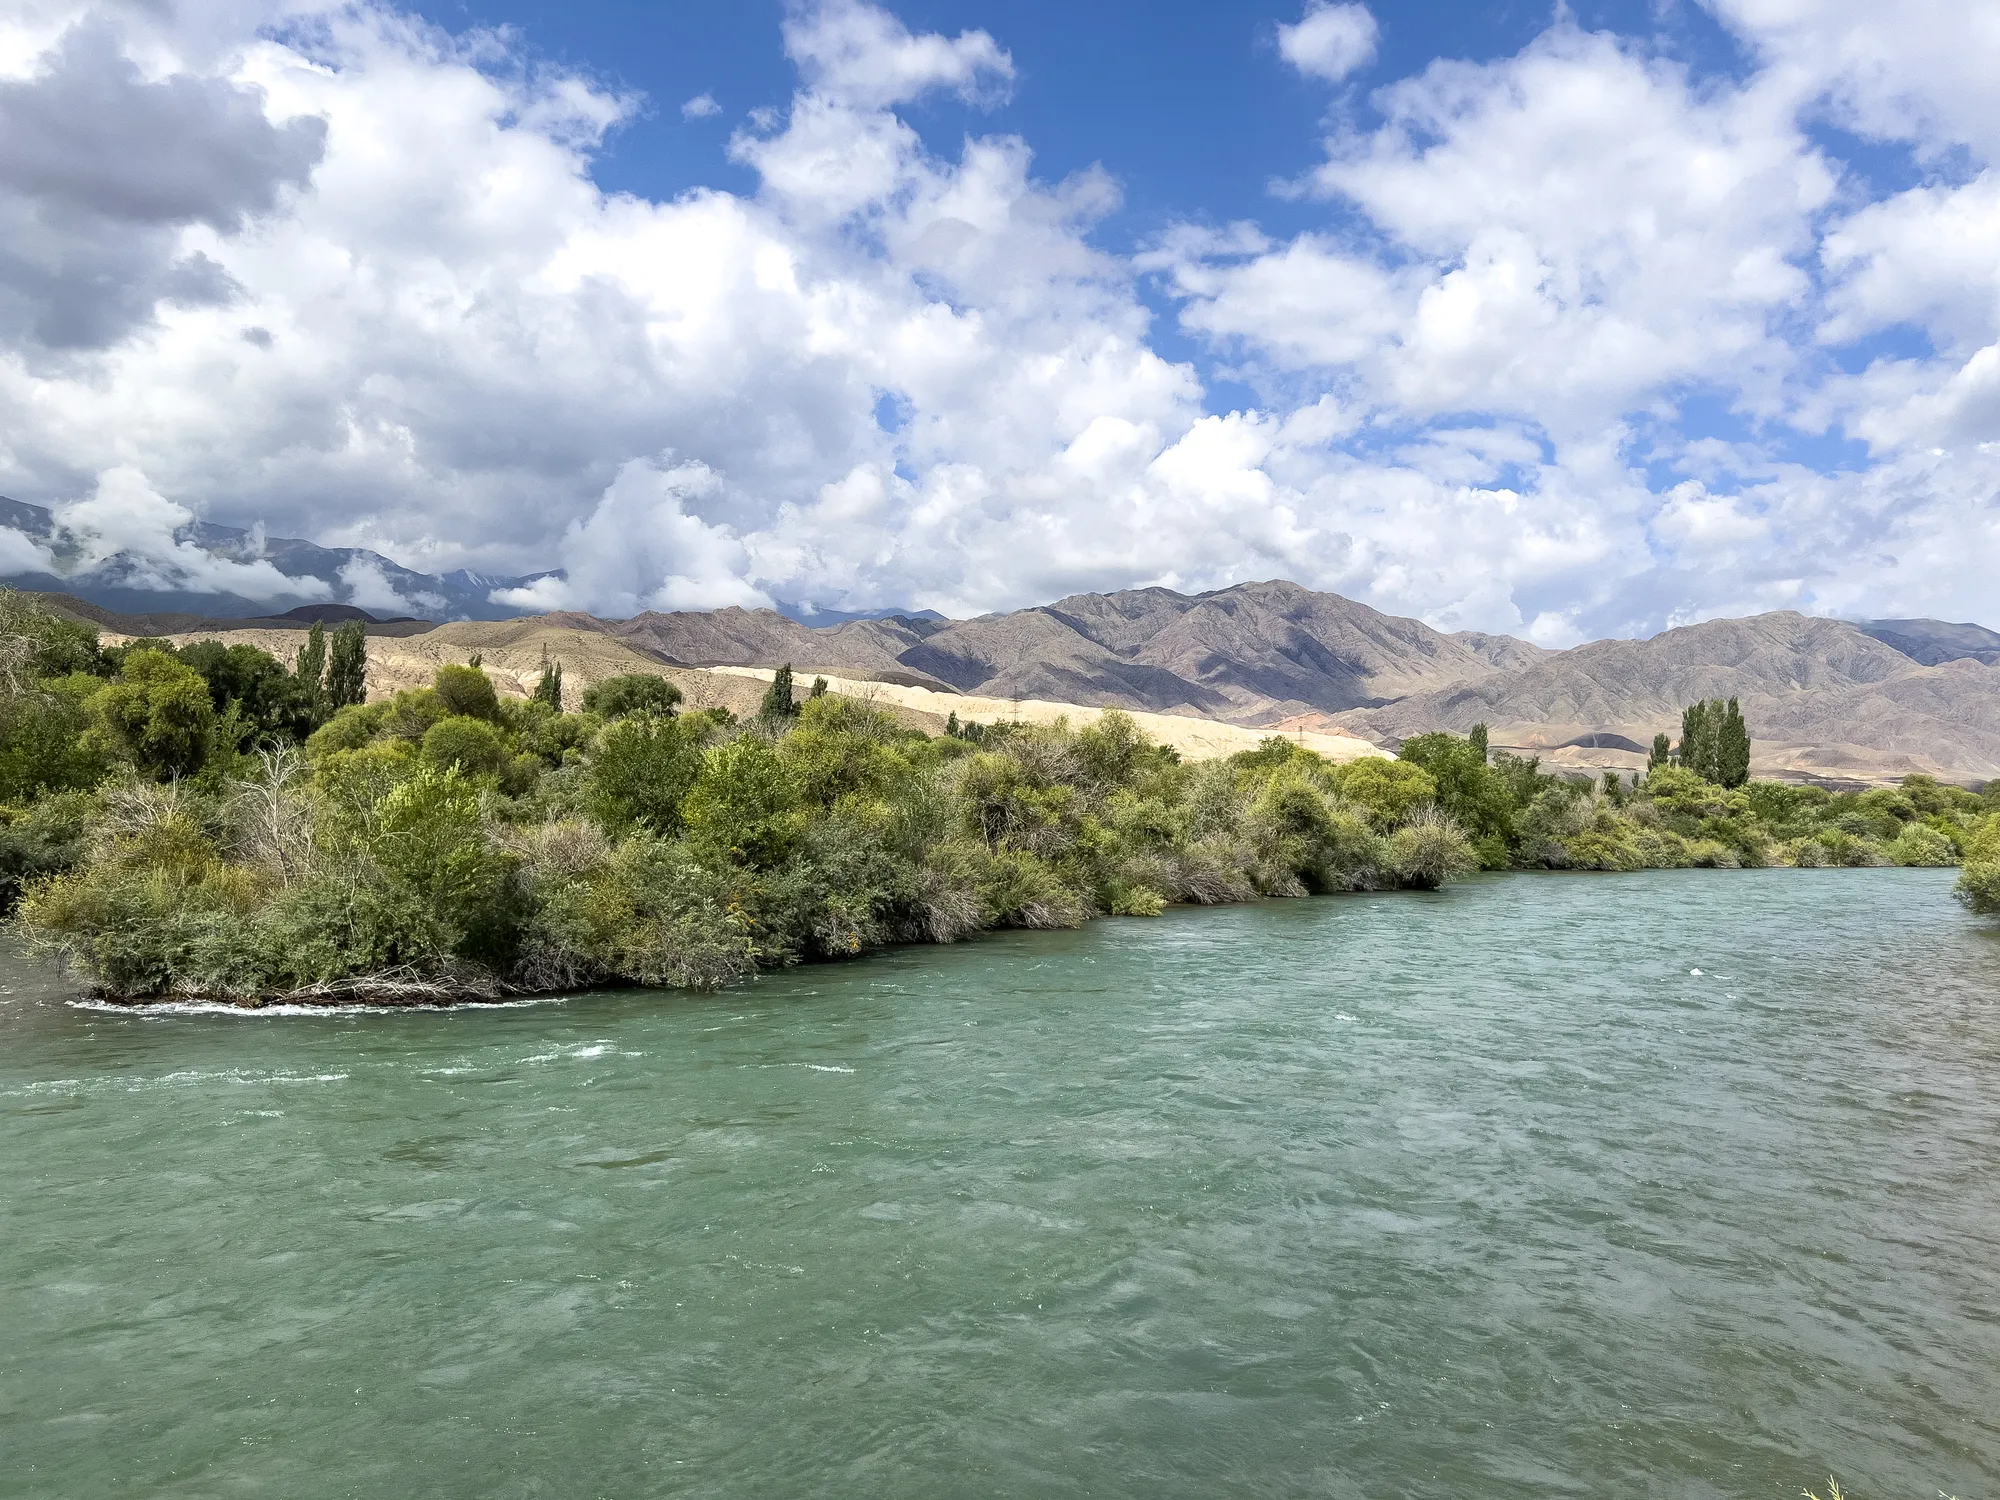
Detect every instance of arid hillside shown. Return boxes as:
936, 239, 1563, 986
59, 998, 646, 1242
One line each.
69, 581, 2000, 785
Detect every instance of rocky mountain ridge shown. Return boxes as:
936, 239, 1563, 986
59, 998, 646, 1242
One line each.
24, 566, 2000, 783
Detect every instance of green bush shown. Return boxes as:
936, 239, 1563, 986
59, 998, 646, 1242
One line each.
86, 650, 216, 779
0, 791, 95, 910
382, 688, 450, 742
421, 716, 507, 777
47, 671, 1986, 1003
580, 673, 683, 721
587, 712, 710, 835
683, 737, 805, 867
1385, 809, 1477, 889
308, 701, 390, 756
0, 675, 110, 800
1887, 823, 1955, 867
1957, 860, 2000, 916
522, 836, 760, 990
433, 664, 500, 722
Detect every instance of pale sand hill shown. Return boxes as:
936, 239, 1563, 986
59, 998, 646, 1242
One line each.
108, 625, 1387, 765
702, 666, 1386, 763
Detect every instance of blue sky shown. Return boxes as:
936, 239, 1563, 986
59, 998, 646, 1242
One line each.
0, 0, 1995, 638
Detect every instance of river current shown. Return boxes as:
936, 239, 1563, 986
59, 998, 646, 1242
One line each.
4, 868, 1998, 1499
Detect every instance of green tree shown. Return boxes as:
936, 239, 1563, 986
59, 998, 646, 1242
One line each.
1716, 697, 1751, 788
1648, 732, 1671, 772
326, 621, 368, 708
809, 675, 828, 699
421, 716, 507, 777
176, 639, 317, 745
585, 713, 708, 835
1468, 722, 1488, 763
362, 764, 520, 966
532, 656, 564, 710
759, 663, 799, 721
1679, 700, 1717, 780
0, 676, 110, 800
581, 673, 682, 721
294, 622, 327, 704
87, 650, 216, 779
0, 589, 109, 680
1332, 756, 1439, 831
684, 736, 805, 865
1674, 699, 1750, 786
1396, 732, 1514, 865
433, 663, 499, 721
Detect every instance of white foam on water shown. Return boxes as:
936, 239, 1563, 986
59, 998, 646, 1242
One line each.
67, 995, 571, 1018
8, 1069, 349, 1099
803, 1063, 856, 1073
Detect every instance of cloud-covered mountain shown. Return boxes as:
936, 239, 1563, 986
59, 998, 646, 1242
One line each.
0, 493, 549, 621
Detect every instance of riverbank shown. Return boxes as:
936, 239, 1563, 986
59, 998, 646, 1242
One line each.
31, 855, 1997, 1010
8, 592, 1996, 1005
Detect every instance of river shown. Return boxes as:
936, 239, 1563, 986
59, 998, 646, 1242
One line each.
3, 868, 1997, 1498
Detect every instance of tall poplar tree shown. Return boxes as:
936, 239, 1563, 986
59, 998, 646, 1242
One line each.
293, 622, 327, 703
325, 621, 368, 708
533, 656, 564, 710
1717, 697, 1751, 788
1679, 700, 1720, 780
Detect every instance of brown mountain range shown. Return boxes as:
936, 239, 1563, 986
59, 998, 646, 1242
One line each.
38, 580, 2000, 784
546, 580, 1534, 721
1318, 611, 2000, 782
567, 587, 2000, 782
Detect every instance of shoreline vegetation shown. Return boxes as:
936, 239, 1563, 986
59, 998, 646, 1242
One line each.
1, 591, 1995, 1007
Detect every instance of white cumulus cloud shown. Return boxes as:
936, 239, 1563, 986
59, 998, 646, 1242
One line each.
0, 0, 1995, 641
1278, 2, 1377, 84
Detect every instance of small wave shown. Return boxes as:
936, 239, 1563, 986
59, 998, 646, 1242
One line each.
8, 1069, 348, 1098
68, 995, 572, 1018
804, 1063, 856, 1074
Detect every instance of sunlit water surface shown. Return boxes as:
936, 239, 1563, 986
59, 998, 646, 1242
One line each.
4, 869, 1998, 1499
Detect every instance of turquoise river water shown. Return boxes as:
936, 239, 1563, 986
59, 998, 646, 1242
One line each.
3, 868, 1998, 1499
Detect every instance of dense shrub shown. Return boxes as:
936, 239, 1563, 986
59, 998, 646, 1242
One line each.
86, 650, 216, 779
587, 713, 712, 835
1888, 823, 1956, 867
421, 715, 508, 777
0, 675, 110, 801
580, 673, 683, 721
1958, 861, 2000, 915
433, 664, 501, 722
3, 582, 1992, 1002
